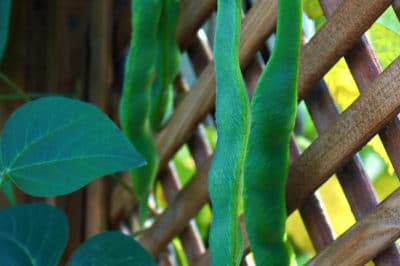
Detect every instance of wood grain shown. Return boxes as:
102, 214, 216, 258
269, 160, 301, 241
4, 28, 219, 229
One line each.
286, 57, 400, 214
155, 0, 391, 173
307, 188, 400, 266
159, 165, 205, 264
298, 0, 392, 99
176, 0, 216, 49
318, 0, 400, 263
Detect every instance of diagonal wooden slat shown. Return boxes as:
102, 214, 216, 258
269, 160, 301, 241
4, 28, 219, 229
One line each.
191, 135, 335, 266
304, 80, 400, 264
291, 135, 336, 253
176, 0, 216, 49
287, 57, 400, 214
112, 0, 393, 230
155, 0, 391, 172
306, 188, 400, 265
318, 0, 400, 263
139, 57, 400, 258
299, 0, 392, 99
158, 165, 205, 264
139, 159, 211, 257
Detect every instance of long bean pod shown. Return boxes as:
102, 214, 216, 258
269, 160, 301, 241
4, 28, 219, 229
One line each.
243, 0, 302, 265
208, 0, 250, 265
149, 0, 180, 130
119, 0, 162, 222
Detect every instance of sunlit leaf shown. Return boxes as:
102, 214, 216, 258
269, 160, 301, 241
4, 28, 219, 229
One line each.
376, 7, 400, 35
173, 145, 195, 186
368, 23, 400, 68
362, 137, 393, 176
0, 203, 68, 266
302, 0, 323, 19
1, 96, 145, 196
67, 231, 156, 266
324, 58, 359, 111
319, 176, 356, 235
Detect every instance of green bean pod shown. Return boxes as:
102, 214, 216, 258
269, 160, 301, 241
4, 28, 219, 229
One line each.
208, 0, 250, 265
119, 0, 162, 222
243, 0, 302, 265
149, 0, 180, 130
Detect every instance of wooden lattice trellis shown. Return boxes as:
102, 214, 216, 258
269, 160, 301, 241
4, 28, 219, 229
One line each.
1, 0, 400, 265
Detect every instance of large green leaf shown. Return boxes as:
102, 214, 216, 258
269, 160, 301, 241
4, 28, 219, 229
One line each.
67, 231, 156, 266
0, 203, 68, 266
0, 0, 11, 62
0, 96, 145, 196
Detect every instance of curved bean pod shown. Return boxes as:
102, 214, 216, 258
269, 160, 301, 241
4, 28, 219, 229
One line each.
119, 0, 162, 222
243, 0, 302, 265
149, 0, 180, 130
208, 0, 250, 265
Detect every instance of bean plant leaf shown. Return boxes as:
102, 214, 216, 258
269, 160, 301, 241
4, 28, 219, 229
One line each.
67, 231, 156, 266
0, 0, 11, 62
0, 203, 68, 266
0, 96, 145, 196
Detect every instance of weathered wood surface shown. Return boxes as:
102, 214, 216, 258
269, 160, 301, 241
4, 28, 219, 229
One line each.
307, 188, 400, 266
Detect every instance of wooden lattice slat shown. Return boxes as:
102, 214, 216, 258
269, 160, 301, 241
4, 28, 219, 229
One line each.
307, 188, 400, 265
287, 57, 400, 213
2, 0, 399, 265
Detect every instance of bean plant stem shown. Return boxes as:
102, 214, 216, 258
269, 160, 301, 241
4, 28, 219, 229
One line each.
0, 171, 8, 188
110, 173, 137, 199
0, 72, 31, 102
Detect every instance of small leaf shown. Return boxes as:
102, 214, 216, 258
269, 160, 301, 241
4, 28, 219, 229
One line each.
67, 231, 156, 266
0, 203, 68, 266
1, 96, 145, 196
368, 23, 400, 68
